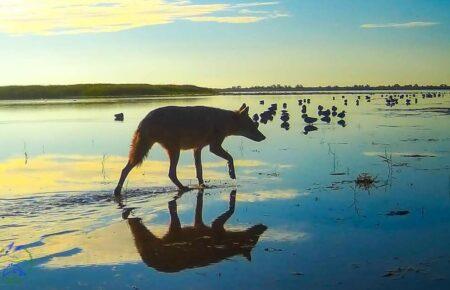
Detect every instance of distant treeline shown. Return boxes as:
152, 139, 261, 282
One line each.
222, 84, 450, 93
0, 84, 217, 100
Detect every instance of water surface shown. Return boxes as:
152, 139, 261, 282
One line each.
1, 92, 449, 289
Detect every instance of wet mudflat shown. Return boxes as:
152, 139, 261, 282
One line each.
0, 92, 449, 290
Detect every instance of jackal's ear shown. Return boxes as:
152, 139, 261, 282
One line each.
240, 106, 249, 116
238, 103, 247, 112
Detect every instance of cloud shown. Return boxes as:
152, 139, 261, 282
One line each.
361, 21, 439, 29
0, 0, 285, 35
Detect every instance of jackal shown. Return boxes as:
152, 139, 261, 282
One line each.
125, 190, 267, 272
114, 104, 265, 194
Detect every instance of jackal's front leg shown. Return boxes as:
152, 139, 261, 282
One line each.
210, 144, 236, 179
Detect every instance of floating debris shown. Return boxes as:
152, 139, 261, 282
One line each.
355, 173, 377, 190
386, 210, 410, 216
114, 113, 124, 121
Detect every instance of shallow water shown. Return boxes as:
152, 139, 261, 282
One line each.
1, 92, 449, 290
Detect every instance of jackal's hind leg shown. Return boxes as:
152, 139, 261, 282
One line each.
114, 161, 135, 196
167, 149, 188, 190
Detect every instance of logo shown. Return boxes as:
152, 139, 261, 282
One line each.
0, 242, 34, 285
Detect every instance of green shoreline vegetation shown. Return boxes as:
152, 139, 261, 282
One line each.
0, 84, 217, 100
0, 83, 448, 100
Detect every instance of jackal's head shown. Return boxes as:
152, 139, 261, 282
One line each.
235, 104, 266, 142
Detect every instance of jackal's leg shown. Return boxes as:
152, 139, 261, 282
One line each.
212, 190, 236, 230
114, 161, 135, 195
210, 144, 236, 179
194, 190, 205, 228
193, 148, 205, 186
167, 149, 187, 190
168, 199, 181, 233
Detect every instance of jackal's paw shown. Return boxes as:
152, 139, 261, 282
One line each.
229, 170, 236, 179
114, 187, 122, 196
177, 186, 190, 192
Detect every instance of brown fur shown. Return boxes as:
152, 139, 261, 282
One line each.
115, 104, 265, 194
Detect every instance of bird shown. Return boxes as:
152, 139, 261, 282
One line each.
337, 119, 346, 127
321, 115, 331, 123
321, 109, 331, 117
303, 114, 318, 124
337, 111, 346, 118
332, 105, 337, 111
259, 100, 265, 105
281, 121, 290, 130
301, 105, 307, 113
114, 113, 124, 121
253, 113, 260, 122
318, 105, 324, 111
280, 114, 290, 122
283, 103, 287, 109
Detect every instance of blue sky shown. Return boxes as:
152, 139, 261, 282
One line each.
0, 0, 448, 87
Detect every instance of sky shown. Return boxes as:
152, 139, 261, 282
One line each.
0, 0, 448, 88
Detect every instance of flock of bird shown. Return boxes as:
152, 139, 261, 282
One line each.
381, 92, 444, 107
253, 98, 347, 135
251, 91, 446, 135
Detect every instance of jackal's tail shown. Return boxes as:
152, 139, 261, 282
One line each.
129, 129, 153, 167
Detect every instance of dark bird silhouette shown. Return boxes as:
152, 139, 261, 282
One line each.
320, 109, 331, 117
281, 121, 290, 130
114, 113, 124, 121
337, 119, 346, 127
337, 111, 346, 118
259, 100, 264, 105
318, 105, 323, 111
280, 114, 290, 122
321, 115, 331, 123
283, 103, 287, 109
253, 113, 259, 122
303, 114, 318, 124
332, 105, 337, 112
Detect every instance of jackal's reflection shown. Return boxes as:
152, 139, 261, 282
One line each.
126, 190, 267, 273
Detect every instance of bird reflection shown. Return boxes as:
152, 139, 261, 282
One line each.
125, 190, 267, 273
303, 124, 318, 135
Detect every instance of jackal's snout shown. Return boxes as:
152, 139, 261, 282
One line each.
236, 103, 266, 142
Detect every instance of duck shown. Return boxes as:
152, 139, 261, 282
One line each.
320, 109, 331, 116
303, 114, 318, 124
321, 115, 331, 123
281, 121, 290, 131
337, 111, 346, 118
337, 119, 346, 127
